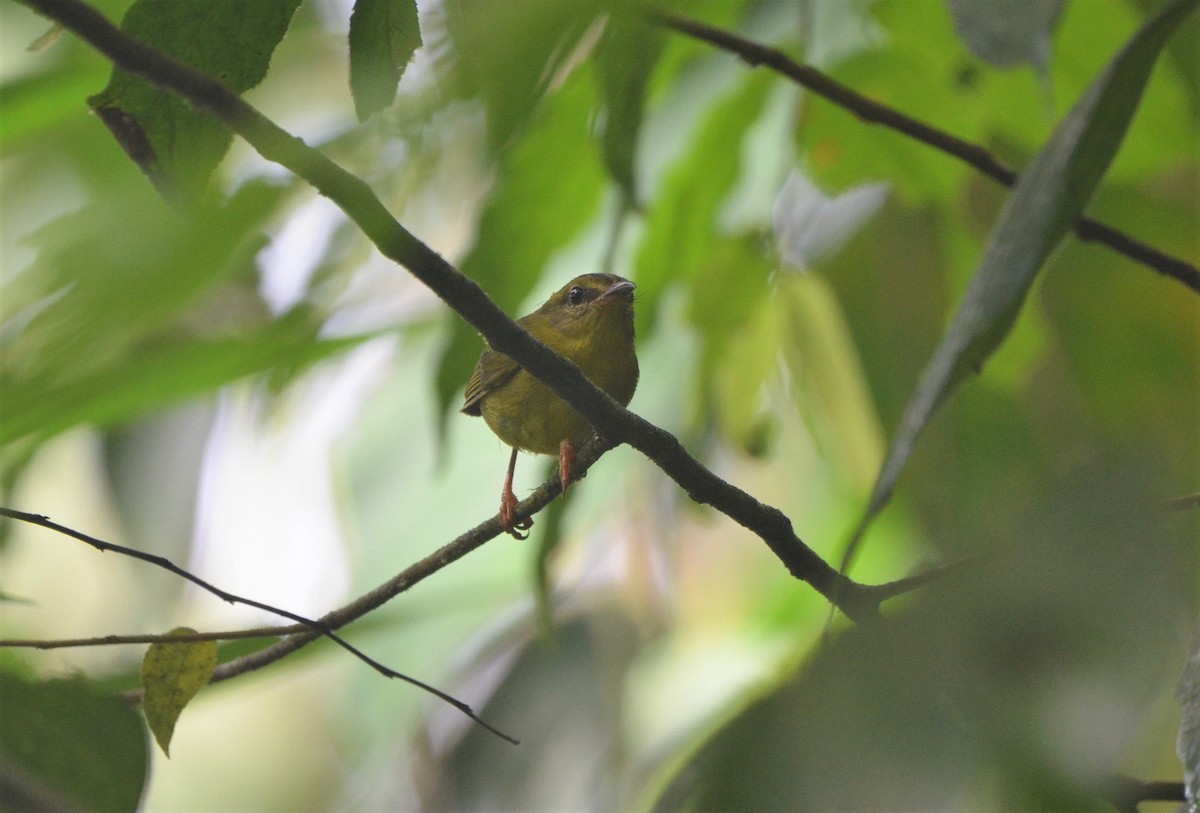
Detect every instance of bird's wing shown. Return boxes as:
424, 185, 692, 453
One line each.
461, 346, 520, 416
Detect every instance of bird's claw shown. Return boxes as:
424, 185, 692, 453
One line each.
499, 491, 533, 540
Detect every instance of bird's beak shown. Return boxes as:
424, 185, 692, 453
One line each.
600, 280, 636, 301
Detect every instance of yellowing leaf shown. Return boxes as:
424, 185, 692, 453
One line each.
141, 627, 218, 757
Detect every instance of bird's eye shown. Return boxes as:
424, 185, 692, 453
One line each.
566, 286, 585, 306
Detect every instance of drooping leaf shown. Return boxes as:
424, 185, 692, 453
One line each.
687, 236, 775, 454
947, 0, 1066, 73
594, 14, 666, 206
443, 0, 605, 150
634, 70, 773, 337
0, 673, 149, 812
841, 0, 1199, 571
141, 627, 219, 756
349, 0, 422, 122
780, 274, 886, 494
88, 0, 302, 196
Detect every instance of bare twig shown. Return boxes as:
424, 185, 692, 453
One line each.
648, 9, 1200, 294
1102, 774, 1186, 812
0, 507, 517, 744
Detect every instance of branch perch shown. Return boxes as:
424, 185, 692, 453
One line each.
17, 0, 889, 621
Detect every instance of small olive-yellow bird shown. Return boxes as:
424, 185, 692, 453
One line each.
462, 273, 638, 538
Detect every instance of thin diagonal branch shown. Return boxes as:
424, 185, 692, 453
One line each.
648, 8, 1200, 294
17, 0, 882, 622
0, 507, 516, 744
0, 627, 293, 649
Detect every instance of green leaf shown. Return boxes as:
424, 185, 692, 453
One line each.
0, 62, 104, 150
444, 0, 604, 150
140, 627, 218, 757
593, 14, 665, 206
780, 274, 885, 494
0, 325, 368, 446
4, 179, 287, 377
687, 236, 774, 453
0, 176, 370, 447
349, 0, 422, 122
634, 71, 773, 336
88, 0, 302, 196
843, 0, 1199, 569
0, 672, 148, 812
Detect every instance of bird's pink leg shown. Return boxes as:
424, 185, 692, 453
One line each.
558, 439, 576, 495
499, 446, 532, 539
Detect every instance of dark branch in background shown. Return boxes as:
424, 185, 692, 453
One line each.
1102, 775, 1186, 813
18, 0, 896, 624
0, 507, 516, 744
648, 9, 1200, 295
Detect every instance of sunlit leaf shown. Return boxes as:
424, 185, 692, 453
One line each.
88, 0, 302, 196
0, 672, 148, 812
843, 0, 1198, 568
349, 0, 421, 122
141, 627, 218, 756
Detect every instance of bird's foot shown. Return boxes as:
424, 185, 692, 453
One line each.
499, 487, 532, 540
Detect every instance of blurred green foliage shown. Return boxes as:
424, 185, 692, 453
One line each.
0, 0, 1196, 810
